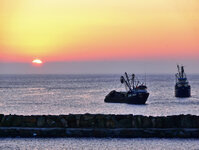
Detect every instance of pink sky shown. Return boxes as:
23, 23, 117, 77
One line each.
0, 0, 199, 63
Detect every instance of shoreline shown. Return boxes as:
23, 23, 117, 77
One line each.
0, 114, 199, 138
0, 127, 199, 138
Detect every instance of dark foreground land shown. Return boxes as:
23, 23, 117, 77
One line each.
0, 114, 199, 138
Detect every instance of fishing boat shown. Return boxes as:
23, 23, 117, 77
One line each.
104, 72, 149, 104
175, 65, 191, 97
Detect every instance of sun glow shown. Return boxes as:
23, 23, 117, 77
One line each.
32, 59, 43, 65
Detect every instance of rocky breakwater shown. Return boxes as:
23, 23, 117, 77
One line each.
0, 114, 199, 138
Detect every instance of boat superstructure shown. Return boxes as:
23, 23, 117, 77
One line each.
175, 65, 191, 97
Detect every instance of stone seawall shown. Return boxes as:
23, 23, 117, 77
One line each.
0, 114, 199, 138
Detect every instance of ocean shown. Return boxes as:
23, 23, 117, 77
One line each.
0, 74, 199, 149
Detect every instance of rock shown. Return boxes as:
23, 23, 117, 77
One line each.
60, 118, 68, 127
180, 114, 193, 128
155, 117, 164, 128
142, 116, 152, 128
132, 115, 143, 128
170, 115, 181, 128
116, 115, 132, 128
0, 115, 13, 127
83, 114, 95, 121
105, 115, 115, 128
22, 116, 37, 127
75, 115, 81, 127
12, 115, 22, 127
0, 114, 4, 123
66, 115, 77, 127
95, 114, 105, 128
151, 117, 156, 128
37, 117, 46, 127
46, 118, 56, 127
80, 114, 95, 128
106, 119, 115, 128
191, 115, 199, 128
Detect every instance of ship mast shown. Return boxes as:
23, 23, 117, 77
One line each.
120, 74, 132, 92
181, 66, 185, 78
176, 65, 187, 80
125, 72, 132, 92
177, 65, 181, 78
131, 74, 135, 89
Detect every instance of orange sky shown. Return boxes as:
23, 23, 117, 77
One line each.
0, 0, 199, 62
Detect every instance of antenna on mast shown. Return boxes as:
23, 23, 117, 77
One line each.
131, 74, 135, 89
181, 65, 184, 78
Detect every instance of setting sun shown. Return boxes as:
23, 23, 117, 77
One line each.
32, 59, 43, 65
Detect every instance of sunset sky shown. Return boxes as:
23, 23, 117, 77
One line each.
0, 0, 199, 73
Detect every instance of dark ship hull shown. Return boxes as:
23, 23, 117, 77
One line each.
175, 85, 191, 97
104, 90, 149, 104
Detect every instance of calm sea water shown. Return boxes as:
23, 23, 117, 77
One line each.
0, 74, 199, 115
0, 74, 199, 149
0, 138, 199, 150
